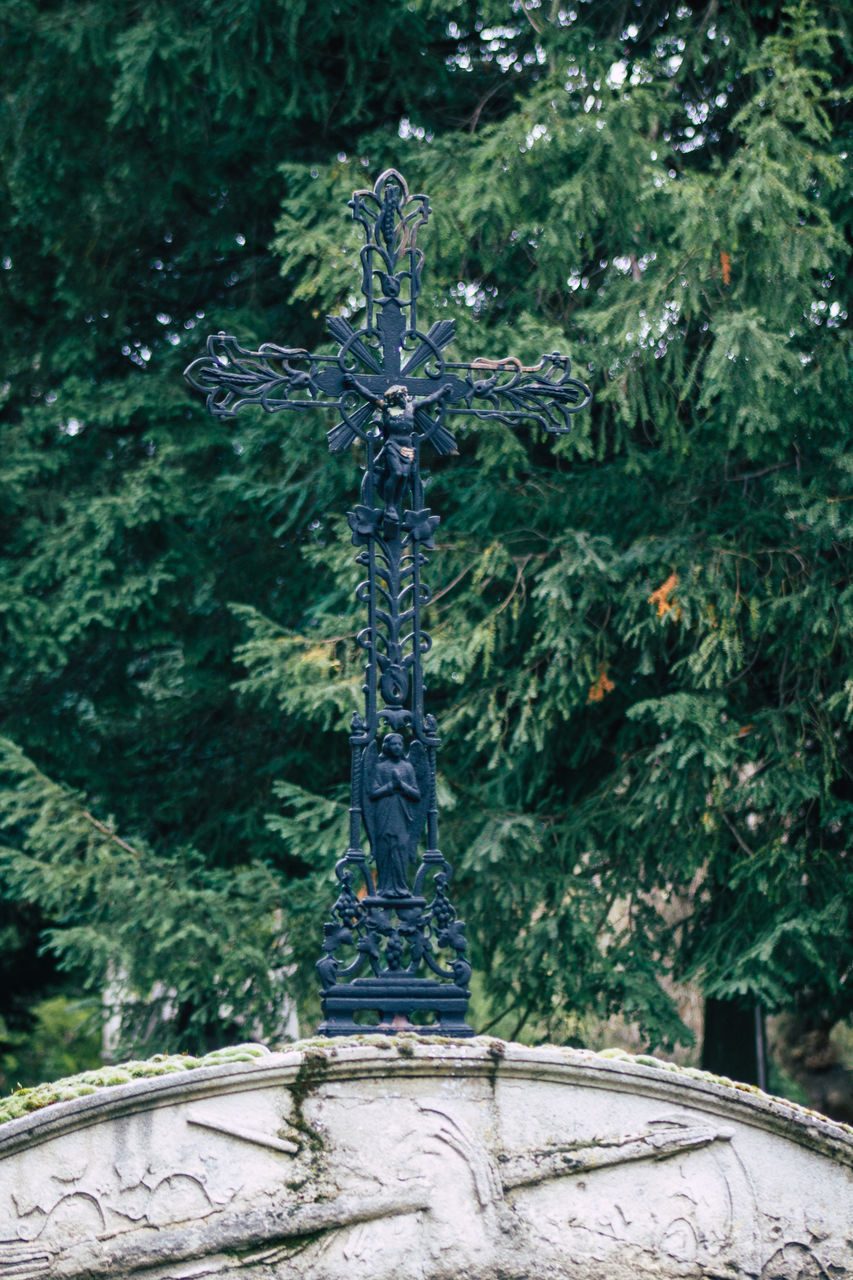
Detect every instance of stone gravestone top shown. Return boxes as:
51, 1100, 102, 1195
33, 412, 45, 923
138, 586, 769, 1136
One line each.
0, 1038, 850, 1279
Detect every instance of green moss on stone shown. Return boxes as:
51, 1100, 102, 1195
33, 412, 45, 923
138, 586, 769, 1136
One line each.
4, 1036, 850, 1143
593, 1044, 853, 1135
0, 1043, 270, 1126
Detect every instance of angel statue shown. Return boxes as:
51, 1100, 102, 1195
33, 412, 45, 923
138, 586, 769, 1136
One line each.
343, 376, 455, 523
363, 733, 429, 897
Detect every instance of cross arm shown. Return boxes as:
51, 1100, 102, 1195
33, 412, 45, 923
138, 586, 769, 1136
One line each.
184, 332, 350, 420
444, 353, 592, 435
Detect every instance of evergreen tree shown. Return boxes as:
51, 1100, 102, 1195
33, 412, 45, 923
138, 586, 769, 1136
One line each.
0, 0, 851, 1108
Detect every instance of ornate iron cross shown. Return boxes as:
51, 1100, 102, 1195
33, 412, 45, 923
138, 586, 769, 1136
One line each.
185, 170, 591, 1037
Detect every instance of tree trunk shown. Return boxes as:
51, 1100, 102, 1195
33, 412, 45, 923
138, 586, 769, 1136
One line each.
771, 1014, 853, 1125
701, 997, 767, 1088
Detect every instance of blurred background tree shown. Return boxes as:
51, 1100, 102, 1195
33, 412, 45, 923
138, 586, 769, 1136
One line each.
0, 0, 851, 1117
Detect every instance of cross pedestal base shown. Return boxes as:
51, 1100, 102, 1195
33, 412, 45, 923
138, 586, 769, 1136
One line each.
317, 977, 474, 1037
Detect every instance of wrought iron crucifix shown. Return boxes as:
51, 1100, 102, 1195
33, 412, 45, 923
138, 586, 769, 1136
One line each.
185, 170, 591, 1036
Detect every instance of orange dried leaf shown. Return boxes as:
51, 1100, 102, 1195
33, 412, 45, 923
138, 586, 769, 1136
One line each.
588, 663, 616, 703
720, 250, 732, 286
648, 572, 679, 619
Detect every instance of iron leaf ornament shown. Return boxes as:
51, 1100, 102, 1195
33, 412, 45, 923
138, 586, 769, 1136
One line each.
185, 171, 591, 1036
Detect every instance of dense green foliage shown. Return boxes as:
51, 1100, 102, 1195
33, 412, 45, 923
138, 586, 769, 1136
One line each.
0, 0, 851, 1085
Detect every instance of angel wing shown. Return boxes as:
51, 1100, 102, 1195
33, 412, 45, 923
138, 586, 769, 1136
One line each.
361, 739, 380, 859
406, 740, 431, 863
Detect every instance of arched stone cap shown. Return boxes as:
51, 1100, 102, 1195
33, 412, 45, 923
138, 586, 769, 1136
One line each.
1, 1038, 851, 1279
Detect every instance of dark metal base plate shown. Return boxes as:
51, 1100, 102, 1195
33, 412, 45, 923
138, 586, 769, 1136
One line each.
318, 977, 473, 1037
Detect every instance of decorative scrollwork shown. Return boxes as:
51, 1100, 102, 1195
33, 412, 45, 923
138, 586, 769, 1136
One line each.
349, 169, 430, 335
317, 853, 470, 999
448, 352, 593, 433
183, 333, 329, 420
350, 169, 431, 260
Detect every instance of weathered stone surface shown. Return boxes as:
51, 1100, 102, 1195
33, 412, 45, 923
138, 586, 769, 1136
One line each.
0, 1037, 850, 1279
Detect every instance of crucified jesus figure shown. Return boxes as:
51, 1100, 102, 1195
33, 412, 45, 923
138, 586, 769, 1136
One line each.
344, 377, 453, 523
